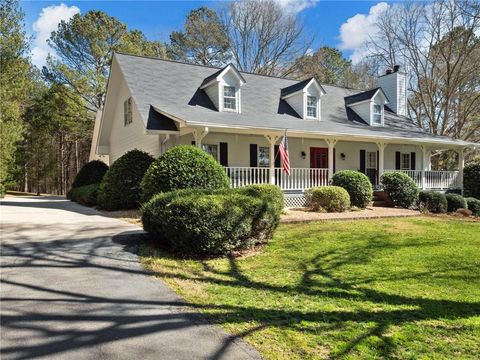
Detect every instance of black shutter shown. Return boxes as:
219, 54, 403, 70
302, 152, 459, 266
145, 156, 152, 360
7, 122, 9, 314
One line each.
411, 152, 416, 170
250, 144, 258, 167
219, 142, 228, 166
360, 150, 366, 173
395, 151, 401, 170
274, 145, 280, 167
191, 141, 196, 146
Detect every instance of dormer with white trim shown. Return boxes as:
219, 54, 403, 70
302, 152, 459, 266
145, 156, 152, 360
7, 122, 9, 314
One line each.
345, 88, 389, 126
280, 78, 326, 120
200, 64, 246, 113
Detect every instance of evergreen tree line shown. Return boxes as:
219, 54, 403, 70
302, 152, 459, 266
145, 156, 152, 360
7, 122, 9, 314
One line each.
1, 0, 478, 195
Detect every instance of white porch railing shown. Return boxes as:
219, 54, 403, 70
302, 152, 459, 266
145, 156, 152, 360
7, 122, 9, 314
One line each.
225, 167, 329, 190
384, 169, 460, 190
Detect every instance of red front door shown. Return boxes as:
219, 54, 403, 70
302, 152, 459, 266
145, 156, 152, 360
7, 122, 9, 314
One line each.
310, 147, 328, 168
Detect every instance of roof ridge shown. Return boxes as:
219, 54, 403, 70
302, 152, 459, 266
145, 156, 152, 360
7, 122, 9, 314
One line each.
114, 51, 302, 83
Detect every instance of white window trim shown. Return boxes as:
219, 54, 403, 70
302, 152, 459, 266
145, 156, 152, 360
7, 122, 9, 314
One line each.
201, 143, 219, 161
370, 101, 384, 126
258, 146, 270, 167
306, 95, 318, 119
304, 93, 320, 120
221, 84, 240, 113
401, 153, 411, 170
366, 151, 377, 169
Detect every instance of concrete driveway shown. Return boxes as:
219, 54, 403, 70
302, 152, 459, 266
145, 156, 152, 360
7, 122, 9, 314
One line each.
0, 196, 261, 360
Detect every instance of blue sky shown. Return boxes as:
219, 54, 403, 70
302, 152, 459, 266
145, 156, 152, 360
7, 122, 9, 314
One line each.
21, 0, 390, 68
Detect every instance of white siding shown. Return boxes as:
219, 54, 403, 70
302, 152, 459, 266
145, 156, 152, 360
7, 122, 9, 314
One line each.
108, 78, 160, 164
349, 102, 371, 123
285, 93, 305, 119
378, 71, 407, 116
204, 83, 219, 110
164, 132, 421, 171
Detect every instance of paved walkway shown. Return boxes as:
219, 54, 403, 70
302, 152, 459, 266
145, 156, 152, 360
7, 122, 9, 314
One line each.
0, 196, 261, 360
282, 206, 421, 223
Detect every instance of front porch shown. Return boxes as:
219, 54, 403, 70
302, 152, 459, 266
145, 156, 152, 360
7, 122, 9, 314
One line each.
224, 167, 461, 191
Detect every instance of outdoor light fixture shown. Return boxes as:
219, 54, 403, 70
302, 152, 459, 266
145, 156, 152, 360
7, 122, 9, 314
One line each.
301, 151, 306, 159
341, 153, 346, 160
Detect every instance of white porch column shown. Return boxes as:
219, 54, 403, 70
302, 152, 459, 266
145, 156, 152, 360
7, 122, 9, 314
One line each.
192, 127, 209, 148
265, 134, 281, 185
325, 138, 337, 181
376, 142, 387, 181
421, 145, 429, 190
458, 148, 465, 193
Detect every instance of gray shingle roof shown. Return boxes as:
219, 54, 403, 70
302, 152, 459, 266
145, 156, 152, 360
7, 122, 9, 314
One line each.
115, 53, 477, 147
280, 78, 313, 97
344, 87, 389, 105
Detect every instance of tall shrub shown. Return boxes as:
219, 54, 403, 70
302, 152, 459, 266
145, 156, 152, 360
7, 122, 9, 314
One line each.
141, 145, 230, 202
331, 170, 372, 208
445, 193, 467, 213
419, 191, 447, 214
98, 149, 154, 210
380, 172, 419, 208
463, 161, 480, 199
72, 160, 109, 188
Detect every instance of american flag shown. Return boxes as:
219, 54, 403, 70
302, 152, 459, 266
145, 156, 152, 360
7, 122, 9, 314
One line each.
278, 131, 290, 175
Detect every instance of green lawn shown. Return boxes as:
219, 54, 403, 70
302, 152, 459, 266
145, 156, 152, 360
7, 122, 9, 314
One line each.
140, 217, 480, 359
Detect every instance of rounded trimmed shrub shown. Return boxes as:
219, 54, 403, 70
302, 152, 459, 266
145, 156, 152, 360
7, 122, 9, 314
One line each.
466, 197, 480, 216
141, 185, 283, 256
67, 183, 100, 206
72, 160, 109, 188
142, 191, 259, 255
445, 193, 467, 213
305, 186, 350, 212
235, 184, 284, 240
418, 191, 447, 213
331, 170, 372, 208
141, 145, 230, 202
98, 149, 154, 210
464, 161, 480, 199
380, 172, 419, 208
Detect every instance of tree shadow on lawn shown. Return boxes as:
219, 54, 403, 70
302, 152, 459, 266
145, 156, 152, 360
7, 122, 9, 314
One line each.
147, 234, 480, 359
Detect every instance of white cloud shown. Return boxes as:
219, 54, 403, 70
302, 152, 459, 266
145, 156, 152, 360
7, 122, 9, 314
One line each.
274, 0, 318, 14
338, 2, 389, 63
31, 3, 80, 68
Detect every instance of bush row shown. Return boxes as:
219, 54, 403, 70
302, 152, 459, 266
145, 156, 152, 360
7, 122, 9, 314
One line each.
141, 184, 284, 255
419, 191, 478, 215
67, 183, 100, 206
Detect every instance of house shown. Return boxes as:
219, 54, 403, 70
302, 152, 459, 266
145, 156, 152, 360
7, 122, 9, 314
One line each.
92, 53, 478, 205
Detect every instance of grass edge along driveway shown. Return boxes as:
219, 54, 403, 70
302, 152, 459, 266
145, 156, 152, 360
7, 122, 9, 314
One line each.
140, 216, 480, 360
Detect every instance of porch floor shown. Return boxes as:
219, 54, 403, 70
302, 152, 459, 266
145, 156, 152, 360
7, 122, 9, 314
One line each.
281, 206, 421, 223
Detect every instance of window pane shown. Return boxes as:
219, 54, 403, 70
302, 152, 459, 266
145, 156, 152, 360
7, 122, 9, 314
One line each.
307, 96, 317, 117
373, 113, 381, 124
307, 96, 316, 106
367, 152, 376, 168
401, 153, 410, 169
258, 147, 270, 167
202, 144, 218, 160
224, 86, 235, 97
373, 104, 381, 114
224, 97, 236, 109
307, 107, 316, 117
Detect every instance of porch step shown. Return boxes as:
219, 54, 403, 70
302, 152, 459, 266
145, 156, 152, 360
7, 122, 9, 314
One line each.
372, 190, 392, 207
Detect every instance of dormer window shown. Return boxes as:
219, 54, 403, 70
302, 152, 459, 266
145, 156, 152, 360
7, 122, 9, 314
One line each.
372, 104, 382, 125
223, 86, 236, 110
307, 96, 317, 118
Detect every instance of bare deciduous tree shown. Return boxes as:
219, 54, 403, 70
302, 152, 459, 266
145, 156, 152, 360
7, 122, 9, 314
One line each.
367, 0, 480, 144
224, 0, 312, 76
